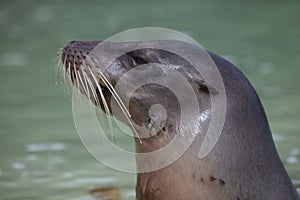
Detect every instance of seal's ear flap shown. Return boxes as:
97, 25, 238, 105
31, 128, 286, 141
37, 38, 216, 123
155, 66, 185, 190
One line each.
195, 79, 219, 95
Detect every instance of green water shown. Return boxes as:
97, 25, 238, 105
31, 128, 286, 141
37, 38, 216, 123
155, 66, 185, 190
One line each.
0, 0, 299, 199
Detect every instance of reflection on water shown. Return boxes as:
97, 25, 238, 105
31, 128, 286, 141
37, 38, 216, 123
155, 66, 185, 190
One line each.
55, 177, 116, 188
0, 53, 28, 67
0, 0, 299, 199
287, 148, 300, 165
0, 142, 135, 199
26, 142, 66, 152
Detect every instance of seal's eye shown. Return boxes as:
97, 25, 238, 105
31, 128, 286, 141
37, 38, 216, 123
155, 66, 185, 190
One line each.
127, 51, 147, 65
145, 116, 157, 136
133, 57, 147, 65
145, 116, 151, 127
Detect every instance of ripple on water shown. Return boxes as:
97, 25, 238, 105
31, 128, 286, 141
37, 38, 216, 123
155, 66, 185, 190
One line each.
273, 133, 284, 142
293, 180, 300, 196
48, 155, 64, 164
32, 170, 48, 177
12, 162, 26, 170
261, 86, 282, 97
124, 190, 136, 198
286, 148, 300, 165
290, 148, 300, 156
293, 179, 300, 185
0, 9, 9, 24
68, 195, 94, 200
75, 169, 90, 175
62, 172, 74, 178
26, 142, 66, 152
103, 15, 121, 31
8, 24, 23, 40
54, 177, 116, 188
27, 154, 37, 161
1, 182, 17, 188
286, 156, 300, 165
0, 53, 28, 67
259, 62, 274, 75
33, 6, 54, 22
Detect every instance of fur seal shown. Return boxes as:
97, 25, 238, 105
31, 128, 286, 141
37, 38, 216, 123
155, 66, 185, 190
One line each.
58, 40, 299, 200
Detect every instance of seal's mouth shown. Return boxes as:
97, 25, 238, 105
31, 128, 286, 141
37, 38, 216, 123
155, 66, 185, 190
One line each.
58, 40, 146, 141
58, 40, 119, 115
59, 40, 106, 87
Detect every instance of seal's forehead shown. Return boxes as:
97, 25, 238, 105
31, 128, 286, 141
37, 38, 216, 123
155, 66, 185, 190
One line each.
62, 40, 102, 54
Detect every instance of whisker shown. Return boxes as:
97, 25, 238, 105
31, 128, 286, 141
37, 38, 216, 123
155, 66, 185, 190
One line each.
67, 63, 71, 76
66, 63, 73, 90
74, 69, 84, 105
77, 67, 89, 97
60, 62, 72, 98
67, 61, 72, 84
62, 56, 67, 84
53, 52, 61, 73
82, 70, 92, 102
74, 60, 80, 89
56, 48, 62, 55
88, 67, 115, 143
82, 69, 107, 140
54, 55, 61, 85
94, 68, 131, 118
92, 67, 141, 143
85, 72, 101, 108
61, 61, 67, 84
88, 67, 110, 112
76, 69, 87, 104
